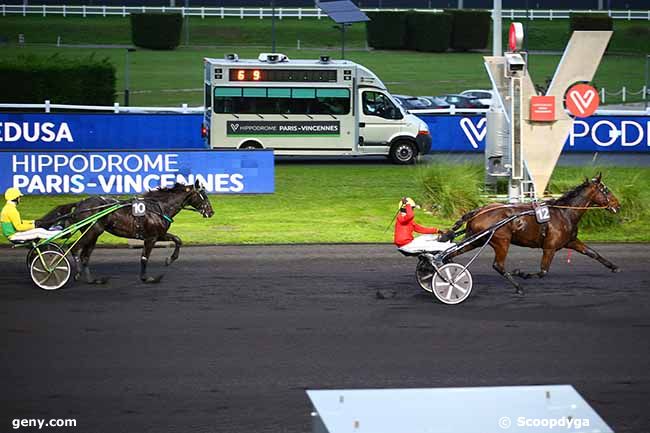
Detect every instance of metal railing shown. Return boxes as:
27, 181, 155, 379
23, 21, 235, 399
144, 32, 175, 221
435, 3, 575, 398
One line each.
0, 101, 204, 114
600, 86, 649, 104
1, 5, 649, 20
1, 101, 648, 116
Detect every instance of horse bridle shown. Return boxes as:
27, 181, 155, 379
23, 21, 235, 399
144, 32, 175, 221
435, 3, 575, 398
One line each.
181, 185, 212, 217
596, 181, 610, 205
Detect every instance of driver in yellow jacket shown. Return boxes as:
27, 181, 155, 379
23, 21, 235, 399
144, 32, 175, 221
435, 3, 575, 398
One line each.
1, 188, 60, 242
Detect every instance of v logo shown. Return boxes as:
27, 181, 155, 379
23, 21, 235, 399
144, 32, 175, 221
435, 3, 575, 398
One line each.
460, 117, 487, 149
230, 123, 240, 132
569, 89, 596, 114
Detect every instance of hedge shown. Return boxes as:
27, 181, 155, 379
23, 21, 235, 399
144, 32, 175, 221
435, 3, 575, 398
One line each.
570, 13, 614, 32
131, 13, 183, 50
365, 12, 409, 50
407, 12, 453, 52
0, 54, 115, 105
447, 9, 491, 51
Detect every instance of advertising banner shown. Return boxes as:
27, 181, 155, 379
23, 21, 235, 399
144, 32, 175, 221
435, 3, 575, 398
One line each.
226, 120, 340, 136
418, 114, 650, 153
1, 112, 648, 153
0, 113, 207, 150
0, 150, 274, 195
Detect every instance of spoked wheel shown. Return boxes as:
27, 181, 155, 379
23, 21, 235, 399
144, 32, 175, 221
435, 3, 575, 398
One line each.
30, 250, 71, 291
26, 243, 64, 268
431, 263, 473, 305
415, 257, 435, 293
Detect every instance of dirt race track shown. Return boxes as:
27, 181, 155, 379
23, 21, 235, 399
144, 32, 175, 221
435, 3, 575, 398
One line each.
1, 244, 649, 433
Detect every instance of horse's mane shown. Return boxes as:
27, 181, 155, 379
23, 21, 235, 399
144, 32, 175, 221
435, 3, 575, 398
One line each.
548, 180, 591, 205
143, 183, 189, 199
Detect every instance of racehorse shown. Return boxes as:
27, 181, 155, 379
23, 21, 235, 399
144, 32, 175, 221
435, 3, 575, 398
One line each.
448, 174, 620, 294
40, 180, 214, 284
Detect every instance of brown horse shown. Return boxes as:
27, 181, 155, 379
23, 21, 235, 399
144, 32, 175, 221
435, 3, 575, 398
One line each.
448, 174, 621, 294
40, 181, 214, 284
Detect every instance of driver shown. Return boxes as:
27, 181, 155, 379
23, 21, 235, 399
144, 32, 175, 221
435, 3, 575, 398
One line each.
1, 188, 61, 242
394, 197, 454, 254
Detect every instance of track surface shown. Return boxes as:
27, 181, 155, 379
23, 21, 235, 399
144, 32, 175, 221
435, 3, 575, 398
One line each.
1, 244, 649, 433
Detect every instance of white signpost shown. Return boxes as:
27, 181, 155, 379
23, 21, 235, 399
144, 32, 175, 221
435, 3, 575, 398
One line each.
485, 23, 612, 202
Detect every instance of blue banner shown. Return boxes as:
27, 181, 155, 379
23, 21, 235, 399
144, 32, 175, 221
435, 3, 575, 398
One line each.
0, 113, 207, 150
2, 112, 648, 153
0, 150, 274, 195
417, 114, 650, 153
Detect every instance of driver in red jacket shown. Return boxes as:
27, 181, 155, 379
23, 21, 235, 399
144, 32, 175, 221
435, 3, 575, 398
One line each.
394, 197, 454, 254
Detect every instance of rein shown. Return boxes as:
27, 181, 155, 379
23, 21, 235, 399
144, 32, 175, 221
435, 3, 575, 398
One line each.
547, 204, 608, 210
459, 202, 609, 227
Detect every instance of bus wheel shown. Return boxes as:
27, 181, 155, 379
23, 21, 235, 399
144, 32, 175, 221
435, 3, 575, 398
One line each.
240, 141, 262, 150
389, 141, 417, 165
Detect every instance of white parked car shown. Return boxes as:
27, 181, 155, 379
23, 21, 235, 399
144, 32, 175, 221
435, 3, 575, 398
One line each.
460, 89, 494, 108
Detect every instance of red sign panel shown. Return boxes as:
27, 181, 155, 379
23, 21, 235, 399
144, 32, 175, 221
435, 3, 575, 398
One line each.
565, 84, 600, 118
530, 95, 556, 122
509, 22, 524, 52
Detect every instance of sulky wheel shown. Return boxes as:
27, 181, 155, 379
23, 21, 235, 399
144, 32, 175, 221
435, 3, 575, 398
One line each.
26, 243, 64, 269
30, 250, 71, 291
431, 263, 473, 305
415, 257, 435, 293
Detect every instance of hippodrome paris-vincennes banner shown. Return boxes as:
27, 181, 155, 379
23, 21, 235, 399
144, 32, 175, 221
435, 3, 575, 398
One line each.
0, 151, 274, 195
0, 113, 648, 152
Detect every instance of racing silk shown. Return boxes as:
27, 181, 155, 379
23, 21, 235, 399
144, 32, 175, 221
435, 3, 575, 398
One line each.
1, 201, 34, 238
394, 204, 438, 247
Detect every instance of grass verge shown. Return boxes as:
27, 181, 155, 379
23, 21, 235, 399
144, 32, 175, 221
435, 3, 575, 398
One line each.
1, 163, 648, 247
0, 45, 645, 107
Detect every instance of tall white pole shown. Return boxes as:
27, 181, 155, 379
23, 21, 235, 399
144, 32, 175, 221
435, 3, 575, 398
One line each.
492, 0, 502, 56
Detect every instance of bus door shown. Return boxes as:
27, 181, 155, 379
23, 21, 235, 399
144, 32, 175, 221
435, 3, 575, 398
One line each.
358, 90, 404, 148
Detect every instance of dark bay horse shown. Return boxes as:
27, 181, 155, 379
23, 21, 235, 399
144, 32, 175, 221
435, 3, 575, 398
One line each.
448, 174, 621, 294
41, 181, 214, 284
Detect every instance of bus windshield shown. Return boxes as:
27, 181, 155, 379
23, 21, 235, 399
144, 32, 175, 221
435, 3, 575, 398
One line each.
213, 87, 350, 116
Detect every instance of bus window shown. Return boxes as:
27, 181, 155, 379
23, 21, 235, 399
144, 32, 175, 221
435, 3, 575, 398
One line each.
362, 91, 402, 120
213, 87, 350, 115
315, 88, 349, 115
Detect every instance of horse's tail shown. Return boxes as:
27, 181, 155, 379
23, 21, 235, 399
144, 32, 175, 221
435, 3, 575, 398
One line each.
451, 208, 481, 232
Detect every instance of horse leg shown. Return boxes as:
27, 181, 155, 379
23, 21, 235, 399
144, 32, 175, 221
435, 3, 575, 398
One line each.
566, 239, 620, 273
79, 233, 108, 284
72, 246, 83, 281
160, 233, 182, 266
512, 248, 556, 279
490, 239, 524, 295
140, 239, 164, 284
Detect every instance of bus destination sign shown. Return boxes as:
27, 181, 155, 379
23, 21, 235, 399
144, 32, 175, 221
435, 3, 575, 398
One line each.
229, 69, 338, 82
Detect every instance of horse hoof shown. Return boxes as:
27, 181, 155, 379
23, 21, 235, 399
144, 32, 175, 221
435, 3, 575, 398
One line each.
512, 269, 525, 278
142, 275, 164, 284
515, 288, 525, 296
93, 277, 109, 285
611, 267, 621, 273
165, 257, 174, 267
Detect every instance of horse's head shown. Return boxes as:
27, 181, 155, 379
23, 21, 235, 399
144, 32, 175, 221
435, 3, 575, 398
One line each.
185, 180, 214, 218
587, 173, 620, 214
